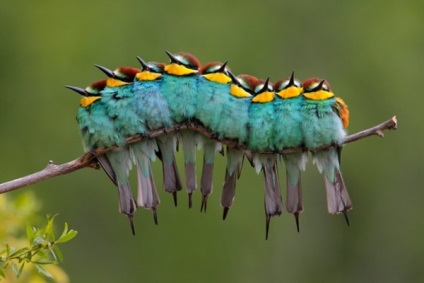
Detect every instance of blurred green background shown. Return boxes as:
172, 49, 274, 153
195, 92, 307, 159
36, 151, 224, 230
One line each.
0, 0, 422, 282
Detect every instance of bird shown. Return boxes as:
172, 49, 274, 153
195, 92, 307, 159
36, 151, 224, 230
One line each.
248, 78, 283, 239
301, 78, 352, 225
272, 72, 306, 232
66, 79, 137, 234
161, 51, 201, 208
196, 61, 232, 212
95, 65, 162, 224
217, 72, 254, 220
133, 58, 183, 211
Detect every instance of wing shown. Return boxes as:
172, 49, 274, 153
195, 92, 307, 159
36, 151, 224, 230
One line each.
332, 97, 349, 129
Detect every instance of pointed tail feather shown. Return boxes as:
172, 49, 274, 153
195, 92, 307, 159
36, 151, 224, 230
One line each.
144, 169, 160, 225
199, 139, 221, 211
136, 162, 160, 209
200, 163, 214, 212
117, 182, 137, 217
335, 169, 352, 210
97, 155, 117, 186
180, 130, 197, 196
263, 160, 282, 240
97, 154, 135, 233
220, 147, 245, 219
162, 159, 183, 194
286, 177, 303, 213
221, 170, 237, 219
131, 142, 160, 210
263, 163, 283, 217
156, 135, 182, 200
283, 153, 306, 215
324, 169, 352, 214
185, 162, 197, 196
149, 169, 160, 209
200, 163, 214, 198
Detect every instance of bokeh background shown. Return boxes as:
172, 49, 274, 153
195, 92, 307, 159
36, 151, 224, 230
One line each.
1, 0, 422, 282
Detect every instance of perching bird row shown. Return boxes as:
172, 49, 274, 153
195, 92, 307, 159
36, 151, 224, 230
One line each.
67, 51, 352, 238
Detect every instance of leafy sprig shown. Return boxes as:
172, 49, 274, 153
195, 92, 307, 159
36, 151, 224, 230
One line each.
0, 214, 77, 280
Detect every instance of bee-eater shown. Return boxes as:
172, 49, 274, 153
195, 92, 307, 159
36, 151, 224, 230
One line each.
196, 62, 232, 211
217, 72, 254, 220
67, 80, 137, 234
95, 65, 161, 224
161, 51, 201, 208
301, 78, 352, 224
134, 58, 183, 208
273, 73, 306, 232
248, 78, 282, 239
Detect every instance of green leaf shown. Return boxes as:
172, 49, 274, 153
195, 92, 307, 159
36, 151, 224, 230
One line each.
48, 247, 57, 262
34, 263, 53, 278
32, 259, 57, 265
0, 268, 5, 278
5, 244, 11, 256
11, 262, 19, 276
8, 247, 29, 258
53, 245, 63, 262
60, 222, 68, 238
44, 214, 58, 240
56, 229, 78, 244
26, 224, 36, 243
17, 262, 25, 278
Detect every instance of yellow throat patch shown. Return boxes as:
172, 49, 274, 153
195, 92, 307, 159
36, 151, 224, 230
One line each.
252, 91, 274, 103
106, 78, 130, 88
203, 73, 232, 84
136, 71, 162, 81
277, 86, 303, 99
303, 90, 334, 100
80, 96, 101, 108
164, 63, 198, 76
230, 84, 253, 98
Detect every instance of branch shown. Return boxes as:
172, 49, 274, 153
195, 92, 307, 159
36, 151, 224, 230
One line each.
0, 116, 397, 194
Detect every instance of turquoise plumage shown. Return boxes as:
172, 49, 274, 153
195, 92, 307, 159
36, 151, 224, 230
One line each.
161, 51, 201, 207
301, 78, 352, 223
133, 58, 182, 208
272, 73, 306, 231
196, 62, 231, 211
214, 72, 252, 143
247, 78, 282, 239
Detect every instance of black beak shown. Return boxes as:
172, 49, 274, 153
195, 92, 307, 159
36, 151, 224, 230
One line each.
217, 61, 228, 73
289, 71, 295, 86
258, 77, 270, 93
165, 50, 180, 64
65, 85, 87, 96
136, 56, 150, 71
94, 64, 116, 78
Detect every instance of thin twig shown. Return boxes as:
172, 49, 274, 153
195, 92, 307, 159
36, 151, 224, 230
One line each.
0, 116, 397, 194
